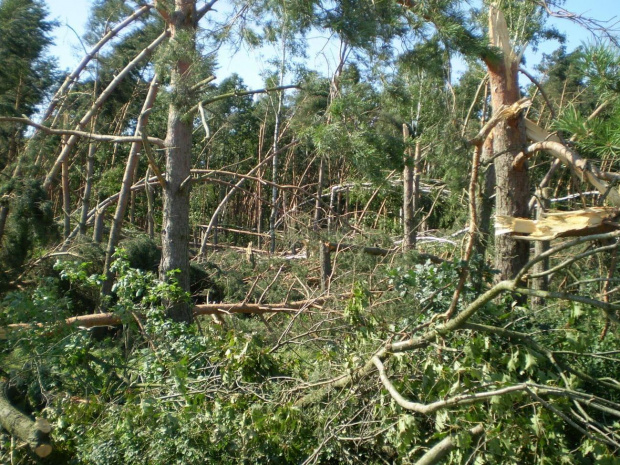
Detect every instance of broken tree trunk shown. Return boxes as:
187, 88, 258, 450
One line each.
484, 4, 530, 280
80, 140, 97, 234
101, 74, 159, 297
532, 188, 551, 306
495, 207, 620, 241
1, 297, 329, 339
518, 140, 620, 207
0, 380, 52, 458
475, 135, 495, 258
42, 30, 169, 189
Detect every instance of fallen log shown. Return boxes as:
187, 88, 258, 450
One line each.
495, 207, 620, 240
1, 297, 328, 338
0, 380, 52, 458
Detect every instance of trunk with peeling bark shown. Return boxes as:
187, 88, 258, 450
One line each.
159, 0, 197, 324
485, 6, 529, 280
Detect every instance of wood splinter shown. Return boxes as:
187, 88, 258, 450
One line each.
495, 207, 620, 241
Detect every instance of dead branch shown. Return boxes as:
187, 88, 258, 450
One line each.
0, 117, 165, 147
43, 29, 170, 189
39, 5, 153, 124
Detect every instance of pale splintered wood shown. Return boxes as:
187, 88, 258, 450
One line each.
496, 207, 620, 240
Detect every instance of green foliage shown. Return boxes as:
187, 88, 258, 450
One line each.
0, 0, 56, 168
0, 0, 55, 117
0, 179, 57, 285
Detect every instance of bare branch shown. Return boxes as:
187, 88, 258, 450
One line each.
414, 425, 484, 465
0, 117, 165, 147
43, 29, 170, 189
187, 84, 300, 117
40, 5, 153, 124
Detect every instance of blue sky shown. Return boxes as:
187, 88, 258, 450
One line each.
46, 0, 619, 88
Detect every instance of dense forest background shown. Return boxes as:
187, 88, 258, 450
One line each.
1, 0, 620, 463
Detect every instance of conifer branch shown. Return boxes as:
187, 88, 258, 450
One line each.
186, 84, 300, 118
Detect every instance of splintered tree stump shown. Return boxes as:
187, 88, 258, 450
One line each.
0, 381, 52, 458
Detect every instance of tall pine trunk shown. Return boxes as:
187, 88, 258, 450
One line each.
159, 1, 197, 323
485, 6, 529, 279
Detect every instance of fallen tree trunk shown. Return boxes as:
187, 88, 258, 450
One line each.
1, 297, 329, 338
0, 380, 52, 458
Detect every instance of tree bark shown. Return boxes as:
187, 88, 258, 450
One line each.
485, 6, 529, 280
102, 75, 159, 297
80, 141, 96, 235
403, 124, 416, 250
474, 135, 495, 257
92, 206, 105, 244
0, 380, 52, 458
145, 167, 155, 239
159, 1, 197, 323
